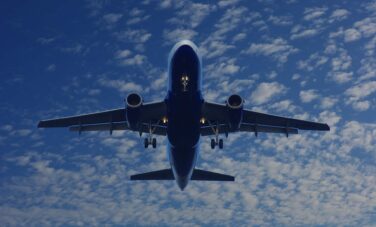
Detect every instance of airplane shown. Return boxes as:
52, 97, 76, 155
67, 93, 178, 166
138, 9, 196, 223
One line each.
38, 40, 330, 190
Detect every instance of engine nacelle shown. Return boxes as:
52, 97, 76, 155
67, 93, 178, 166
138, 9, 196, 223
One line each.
226, 94, 244, 130
125, 93, 143, 130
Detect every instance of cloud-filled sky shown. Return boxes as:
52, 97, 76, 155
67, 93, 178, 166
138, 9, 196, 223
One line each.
1, 0, 376, 226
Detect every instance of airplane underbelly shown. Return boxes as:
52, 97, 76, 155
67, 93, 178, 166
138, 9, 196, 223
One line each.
167, 93, 201, 147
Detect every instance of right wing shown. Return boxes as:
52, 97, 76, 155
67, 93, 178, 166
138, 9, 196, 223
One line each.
201, 101, 329, 136
38, 101, 167, 135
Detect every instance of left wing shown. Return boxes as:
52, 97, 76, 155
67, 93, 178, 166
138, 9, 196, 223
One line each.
38, 101, 167, 135
201, 101, 329, 136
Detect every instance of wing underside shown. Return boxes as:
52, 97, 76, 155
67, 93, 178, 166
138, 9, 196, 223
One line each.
38, 101, 167, 135
201, 101, 329, 136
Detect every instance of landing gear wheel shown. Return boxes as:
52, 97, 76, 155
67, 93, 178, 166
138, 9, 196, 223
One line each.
152, 138, 157, 148
144, 138, 149, 148
210, 139, 216, 149
219, 139, 223, 149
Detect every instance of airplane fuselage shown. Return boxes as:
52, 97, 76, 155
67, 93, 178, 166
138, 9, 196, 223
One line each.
166, 41, 203, 190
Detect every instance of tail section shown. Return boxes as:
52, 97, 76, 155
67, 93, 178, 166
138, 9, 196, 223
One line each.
191, 169, 234, 181
130, 169, 174, 180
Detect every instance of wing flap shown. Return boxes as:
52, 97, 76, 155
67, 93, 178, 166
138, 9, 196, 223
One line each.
69, 122, 167, 136
240, 124, 298, 134
201, 123, 298, 136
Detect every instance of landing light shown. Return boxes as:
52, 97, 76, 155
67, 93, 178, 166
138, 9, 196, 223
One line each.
200, 118, 205, 124
162, 117, 168, 124
181, 75, 189, 81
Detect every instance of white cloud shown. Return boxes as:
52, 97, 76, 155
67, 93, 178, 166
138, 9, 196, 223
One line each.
319, 111, 341, 127
300, 89, 319, 103
127, 16, 149, 25
330, 72, 353, 84
290, 28, 320, 40
115, 29, 151, 43
232, 33, 246, 42
218, 0, 239, 8
345, 81, 376, 101
12, 129, 32, 137
37, 37, 56, 45
218, 79, 254, 94
163, 28, 197, 44
205, 58, 240, 78
244, 38, 298, 64
114, 49, 147, 66
169, 3, 215, 28
103, 13, 123, 24
303, 7, 327, 21
115, 49, 132, 59
250, 82, 287, 105
329, 9, 350, 22
319, 97, 338, 109
327, 48, 353, 84
98, 78, 143, 93
344, 28, 361, 42
1, 125, 13, 131
345, 81, 376, 111
354, 17, 376, 38
45, 64, 56, 72
268, 15, 293, 26
214, 6, 252, 37
159, 0, 173, 9
200, 40, 235, 59
269, 99, 297, 113
357, 55, 376, 82
297, 53, 328, 71
331, 50, 352, 71
60, 43, 84, 54
351, 100, 370, 111
120, 54, 146, 66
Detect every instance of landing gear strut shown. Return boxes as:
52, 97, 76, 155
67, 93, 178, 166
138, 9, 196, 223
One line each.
144, 122, 158, 149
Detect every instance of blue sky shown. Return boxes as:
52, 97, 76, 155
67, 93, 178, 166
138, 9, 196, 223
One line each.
1, 0, 376, 226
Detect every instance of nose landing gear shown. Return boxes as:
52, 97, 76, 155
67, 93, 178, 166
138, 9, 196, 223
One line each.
181, 74, 189, 92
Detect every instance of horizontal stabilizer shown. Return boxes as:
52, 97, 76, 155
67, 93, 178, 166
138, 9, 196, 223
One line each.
191, 169, 234, 181
130, 169, 174, 180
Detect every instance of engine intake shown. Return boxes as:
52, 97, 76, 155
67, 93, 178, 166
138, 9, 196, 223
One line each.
226, 94, 244, 130
126, 93, 143, 129
226, 94, 244, 109
126, 93, 143, 108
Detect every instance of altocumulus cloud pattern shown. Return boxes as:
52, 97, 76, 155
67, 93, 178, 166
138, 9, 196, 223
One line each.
1, 0, 376, 226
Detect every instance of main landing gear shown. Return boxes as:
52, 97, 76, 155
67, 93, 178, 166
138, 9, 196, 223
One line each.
208, 121, 224, 150
144, 137, 156, 149
210, 138, 223, 149
144, 122, 157, 149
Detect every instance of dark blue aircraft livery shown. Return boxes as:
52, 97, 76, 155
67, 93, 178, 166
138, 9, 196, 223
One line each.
38, 40, 330, 190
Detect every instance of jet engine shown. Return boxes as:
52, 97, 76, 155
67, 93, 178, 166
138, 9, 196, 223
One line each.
226, 94, 244, 130
126, 93, 143, 130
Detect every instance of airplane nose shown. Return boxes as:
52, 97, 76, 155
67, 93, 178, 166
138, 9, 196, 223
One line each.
174, 45, 195, 61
